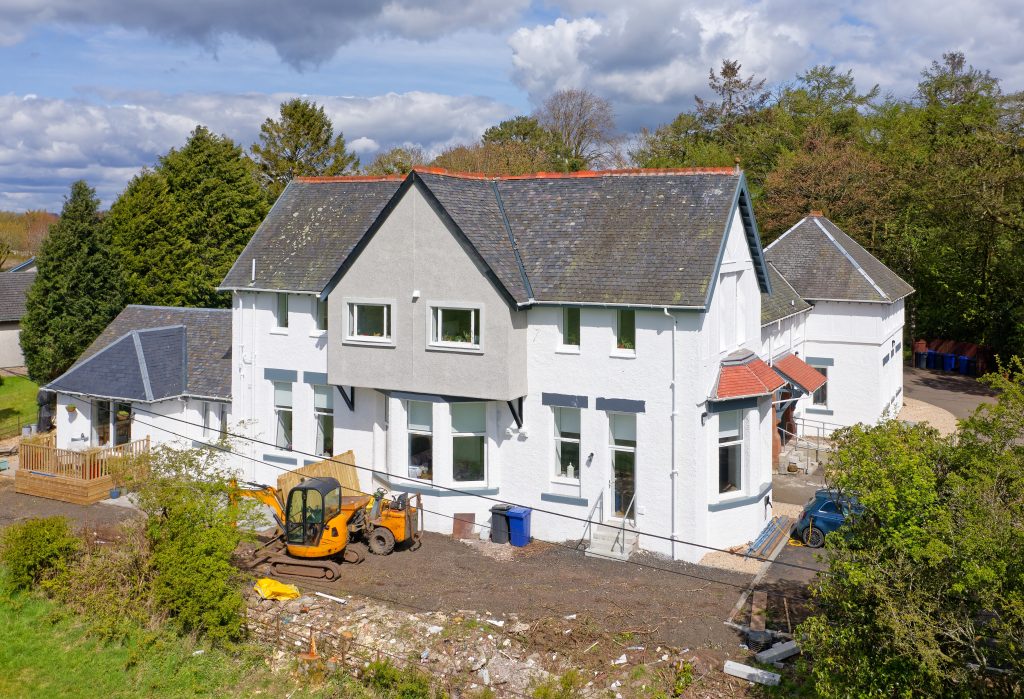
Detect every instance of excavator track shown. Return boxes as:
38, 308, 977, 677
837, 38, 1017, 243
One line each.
267, 555, 343, 581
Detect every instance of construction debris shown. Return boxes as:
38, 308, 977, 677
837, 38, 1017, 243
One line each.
723, 660, 781, 686
754, 640, 801, 664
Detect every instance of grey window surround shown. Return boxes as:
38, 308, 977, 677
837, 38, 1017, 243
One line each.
264, 368, 298, 382
805, 356, 834, 367
541, 392, 588, 409
303, 371, 328, 385
540, 492, 588, 507
263, 453, 298, 465
595, 397, 645, 413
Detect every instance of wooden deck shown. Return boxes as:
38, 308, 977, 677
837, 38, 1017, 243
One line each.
14, 434, 149, 505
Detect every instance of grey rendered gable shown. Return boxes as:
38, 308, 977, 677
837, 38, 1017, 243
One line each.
321, 174, 521, 309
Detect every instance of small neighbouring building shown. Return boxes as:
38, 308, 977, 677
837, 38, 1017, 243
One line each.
0, 270, 35, 369
19, 306, 232, 504
764, 213, 914, 433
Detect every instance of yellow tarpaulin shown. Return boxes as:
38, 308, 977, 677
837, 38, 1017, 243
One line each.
253, 577, 300, 600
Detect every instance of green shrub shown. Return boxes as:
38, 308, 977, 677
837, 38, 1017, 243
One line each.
531, 669, 586, 699
135, 445, 257, 645
0, 516, 80, 591
363, 659, 437, 698
43, 521, 153, 641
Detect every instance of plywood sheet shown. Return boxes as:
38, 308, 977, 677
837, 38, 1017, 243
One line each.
276, 450, 362, 498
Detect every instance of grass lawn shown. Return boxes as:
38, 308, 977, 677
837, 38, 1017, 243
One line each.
0, 375, 39, 437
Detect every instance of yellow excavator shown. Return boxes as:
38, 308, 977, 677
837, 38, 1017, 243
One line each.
235, 477, 420, 580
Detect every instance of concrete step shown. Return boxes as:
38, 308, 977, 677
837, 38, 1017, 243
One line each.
585, 521, 639, 562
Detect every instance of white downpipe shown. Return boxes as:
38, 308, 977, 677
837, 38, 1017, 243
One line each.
663, 307, 679, 559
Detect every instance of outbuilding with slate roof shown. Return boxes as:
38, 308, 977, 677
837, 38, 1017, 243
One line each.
47, 305, 232, 452
763, 212, 913, 432
0, 270, 36, 368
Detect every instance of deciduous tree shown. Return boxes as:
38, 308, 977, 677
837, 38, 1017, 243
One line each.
535, 89, 617, 171
363, 146, 426, 176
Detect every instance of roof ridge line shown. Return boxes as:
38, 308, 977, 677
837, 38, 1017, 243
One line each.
131, 331, 154, 402
811, 218, 888, 301
296, 166, 739, 184
763, 216, 807, 252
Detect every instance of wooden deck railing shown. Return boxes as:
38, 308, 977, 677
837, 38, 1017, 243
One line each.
19, 436, 150, 481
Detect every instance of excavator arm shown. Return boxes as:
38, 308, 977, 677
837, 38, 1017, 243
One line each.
232, 480, 286, 530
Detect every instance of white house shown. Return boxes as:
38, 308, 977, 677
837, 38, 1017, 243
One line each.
42, 170, 912, 563
0, 270, 36, 369
46, 306, 232, 452
764, 213, 914, 433
213, 166, 839, 562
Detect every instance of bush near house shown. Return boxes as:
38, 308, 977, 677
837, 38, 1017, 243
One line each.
797, 357, 1024, 697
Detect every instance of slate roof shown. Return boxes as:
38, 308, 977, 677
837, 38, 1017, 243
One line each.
221, 177, 403, 293
712, 350, 786, 400
0, 271, 35, 322
48, 306, 231, 402
221, 168, 769, 308
773, 353, 827, 394
765, 214, 914, 303
761, 262, 811, 326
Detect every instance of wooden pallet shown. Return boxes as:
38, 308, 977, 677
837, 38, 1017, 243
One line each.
14, 469, 114, 505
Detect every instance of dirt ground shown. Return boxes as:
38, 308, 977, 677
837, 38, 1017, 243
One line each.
265, 532, 753, 656
0, 476, 140, 532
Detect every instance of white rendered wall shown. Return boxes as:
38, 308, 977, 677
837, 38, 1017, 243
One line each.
0, 322, 24, 368
801, 299, 905, 429
231, 290, 339, 485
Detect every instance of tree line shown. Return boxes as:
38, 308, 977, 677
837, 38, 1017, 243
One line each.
20, 51, 1023, 383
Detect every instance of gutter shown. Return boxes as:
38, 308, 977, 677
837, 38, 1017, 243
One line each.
663, 308, 679, 558
520, 300, 705, 311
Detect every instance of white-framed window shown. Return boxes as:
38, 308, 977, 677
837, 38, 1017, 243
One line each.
615, 309, 635, 352
812, 366, 829, 406
273, 381, 293, 450
314, 385, 334, 456
315, 298, 329, 332
407, 401, 433, 481
561, 307, 581, 348
347, 302, 391, 342
609, 412, 637, 518
430, 306, 481, 348
93, 400, 111, 447
554, 407, 581, 480
452, 403, 486, 482
718, 410, 743, 494
274, 293, 289, 329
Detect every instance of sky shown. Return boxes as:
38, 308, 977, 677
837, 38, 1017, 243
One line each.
1, 0, 1021, 212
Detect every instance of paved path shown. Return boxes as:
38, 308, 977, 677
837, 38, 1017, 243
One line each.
903, 366, 995, 419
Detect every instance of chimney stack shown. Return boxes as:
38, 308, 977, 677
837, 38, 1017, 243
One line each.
809, 209, 824, 217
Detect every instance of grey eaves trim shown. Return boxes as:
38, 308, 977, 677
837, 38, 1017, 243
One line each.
521, 300, 704, 311
217, 286, 322, 296
759, 306, 812, 327
805, 407, 834, 416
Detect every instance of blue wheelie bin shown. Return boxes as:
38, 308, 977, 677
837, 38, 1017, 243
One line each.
958, 356, 971, 375
942, 353, 956, 372
507, 507, 532, 547
926, 350, 937, 369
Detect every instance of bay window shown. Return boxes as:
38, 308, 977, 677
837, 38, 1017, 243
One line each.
718, 410, 743, 493
452, 403, 486, 482
314, 385, 334, 456
407, 401, 433, 480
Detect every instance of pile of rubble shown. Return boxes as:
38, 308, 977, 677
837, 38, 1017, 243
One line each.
245, 585, 704, 697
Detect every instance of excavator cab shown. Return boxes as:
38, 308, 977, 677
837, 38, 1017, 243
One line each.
285, 477, 342, 546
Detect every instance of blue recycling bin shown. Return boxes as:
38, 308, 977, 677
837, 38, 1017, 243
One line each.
926, 350, 937, 369
942, 353, 956, 372
914, 352, 927, 369
958, 356, 971, 375
506, 507, 532, 547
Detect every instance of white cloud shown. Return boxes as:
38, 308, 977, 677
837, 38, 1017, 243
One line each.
0, 91, 513, 211
510, 0, 1024, 130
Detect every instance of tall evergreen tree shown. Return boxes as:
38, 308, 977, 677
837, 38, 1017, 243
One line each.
20, 181, 123, 383
251, 98, 359, 200
109, 126, 269, 309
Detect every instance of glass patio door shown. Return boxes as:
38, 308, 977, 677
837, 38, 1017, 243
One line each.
609, 413, 637, 519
